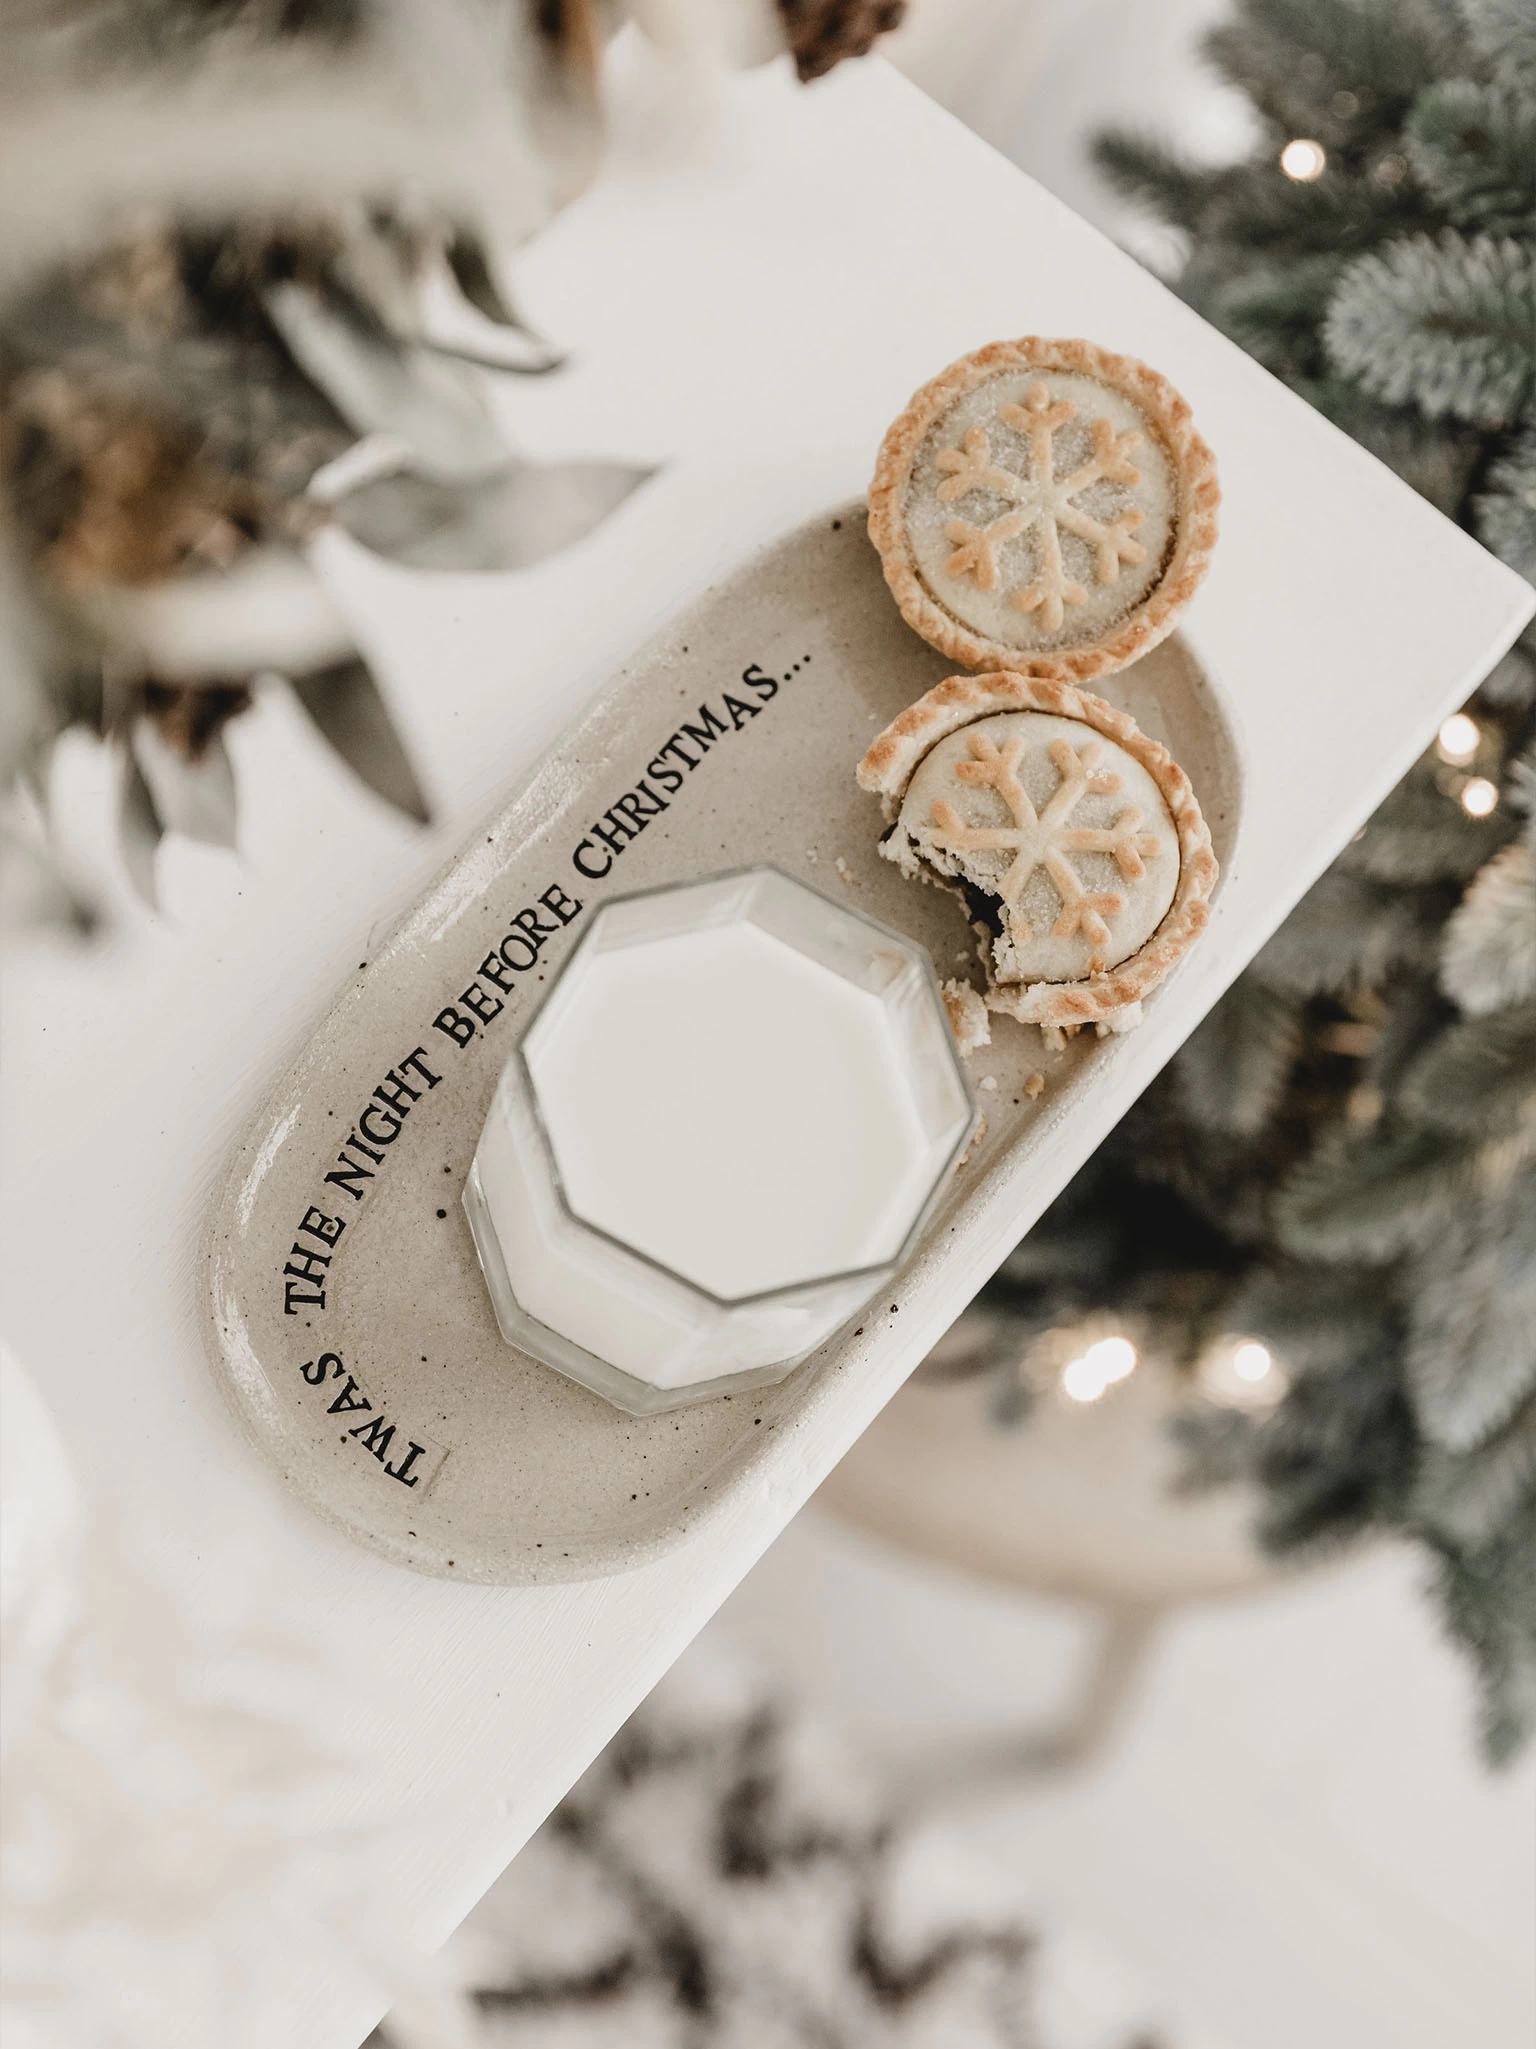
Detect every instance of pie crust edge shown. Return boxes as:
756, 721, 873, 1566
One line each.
857, 670, 1219, 1028
868, 336, 1221, 683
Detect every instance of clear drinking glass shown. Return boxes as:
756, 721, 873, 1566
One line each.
463, 866, 975, 1415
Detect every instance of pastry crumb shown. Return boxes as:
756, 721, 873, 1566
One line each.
978, 1074, 998, 1093
1041, 1025, 1066, 1053
941, 978, 991, 1055
1023, 1072, 1045, 1099
1095, 1001, 1144, 1037
834, 856, 853, 886
958, 1112, 988, 1165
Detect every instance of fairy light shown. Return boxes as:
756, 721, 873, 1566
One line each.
1061, 1334, 1138, 1403
1062, 1355, 1108, 1402
1437, 713, 1479, 764
1232, 1340, 1274, 1383
1199, 1336, 1288, 1410
1087, 1336, 1137, 1383
1460, 777, 1499, 817
1280, 138, 1327, 181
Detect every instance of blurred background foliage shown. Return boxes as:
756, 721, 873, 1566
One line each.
967, 0, 1536, 1758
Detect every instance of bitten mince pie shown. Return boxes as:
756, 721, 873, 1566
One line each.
868, 337, 1219, 681
858, 672, 1218, 1032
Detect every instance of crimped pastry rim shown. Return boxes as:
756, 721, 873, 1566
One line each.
858, 670, 1219, 1028
868, 336, 1221, 683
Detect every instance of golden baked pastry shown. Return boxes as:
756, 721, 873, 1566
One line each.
869, 337, 1219, 681
858, 672, 1218, 1031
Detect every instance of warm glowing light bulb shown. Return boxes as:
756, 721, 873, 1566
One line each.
1201, 1335, 1288, 1410
1280, 138, 1327, 181
1232, 1340, 1273, 1383
1061, 1334, 1137, 1402
1437, 713, 1479, 764
1084, 1336, 1138, 1384
1461, 777, 1499, 817
1062, 1355, 1108, 1402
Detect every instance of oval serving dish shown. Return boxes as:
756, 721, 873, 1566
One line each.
201, 502, 1242, 1584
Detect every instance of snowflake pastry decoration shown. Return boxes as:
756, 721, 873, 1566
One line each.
928, 727, 1165, 950
936, 382, 1149, 632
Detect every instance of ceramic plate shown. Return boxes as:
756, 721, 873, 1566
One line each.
202, 504, 1242, 1583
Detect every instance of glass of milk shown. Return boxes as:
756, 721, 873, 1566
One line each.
463, 867, 976, 1414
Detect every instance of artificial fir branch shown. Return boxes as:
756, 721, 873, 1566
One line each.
1404, 81, 1536, 227
1406, 1186, 1536, 1453
1324, 231, 1536, 425
1440, 839, 1536, 1010
1456, 0, 1536, 89
980, 0, 1536, 1757
1476, 424, 1536, 582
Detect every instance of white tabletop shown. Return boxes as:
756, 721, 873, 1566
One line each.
3, 46, 1529, 2049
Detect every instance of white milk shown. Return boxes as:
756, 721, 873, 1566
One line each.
527, 922, 935, 1298
467, 896, 971, 1397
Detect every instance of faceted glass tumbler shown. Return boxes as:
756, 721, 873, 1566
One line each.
463, 866, 976, 1416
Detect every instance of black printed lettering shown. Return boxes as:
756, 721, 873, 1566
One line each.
608, 792, 656, 836
357, 1103, 403, 1147
327, 1376, 371, 1416
283, 1244, 331, 1294
499, 927, 541, 971
349, 1414, 397, 1461
680, 703, 728, 754
386, 1441, 428, 1487
324, 1149, 375, 1201
299, 1207, 346, 1247
396, 1049, 442, 1092
509, 904, 558, 950
656, 733, 699, 772
573, 836, 614, 879
372, 1067, 422, 1116
539, 884, 582, 925
589, 811, 637, 858
459, 981, 503, 1026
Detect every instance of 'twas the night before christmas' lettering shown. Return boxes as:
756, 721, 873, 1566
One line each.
429, 655, 800, 1053
299, 1351, 447, 1490
431, 882, 584, 1050
313, 1045, 444, 1222
569, 663, 789, 884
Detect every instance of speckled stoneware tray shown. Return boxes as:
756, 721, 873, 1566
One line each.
202, 504, 1242, 1584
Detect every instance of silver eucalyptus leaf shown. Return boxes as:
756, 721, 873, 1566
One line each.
0, 823, 98, 937
264, 280, 504, 481
84, 548, 356, 683
329, 204, 428, 343
331, 459, 655, 572
439, 234, 566, 374
133, 721, 238, 850
445, 232, 522, 328
421, 332, 568, 375
286, 657, 431, 824
119, 745, 162, 908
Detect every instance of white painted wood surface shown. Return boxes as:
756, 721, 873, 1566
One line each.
2, 47, 1530, 2048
